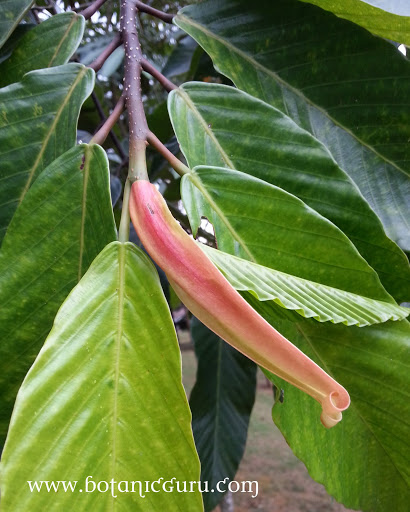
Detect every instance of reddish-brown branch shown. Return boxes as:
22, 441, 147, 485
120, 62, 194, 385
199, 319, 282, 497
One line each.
135, 1, 175, 24
91, 92, 127, 159
81, 0, 108, 20
147, 132, 189, 176
91, 95, 126, 146
141, 58, 177, 92
89, 34, 122, 72
121, 0, 149, 181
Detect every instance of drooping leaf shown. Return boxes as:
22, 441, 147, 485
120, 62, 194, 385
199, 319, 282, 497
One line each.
0, 0, 33, 50
245, 293, 410, 512
301, 0, 410, 43
0, 63, 94, 242
175, 0, 410, 252
201, 244, 409, 326
0, 144, 116, 445
182, 166, 393, 301
169, 82, 410, 302
190, 317, 256, 512
0, 12, 85, 87
99, 45, 124, 78
162, 35, 199, 78
0, 242, 203, 512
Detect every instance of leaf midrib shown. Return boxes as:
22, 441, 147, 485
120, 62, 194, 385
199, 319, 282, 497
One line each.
48, 13, 78, 67
111, 243, 125, 511
188, 172, 256, 262
18, 66, 88, 205
175, 87, 235, 169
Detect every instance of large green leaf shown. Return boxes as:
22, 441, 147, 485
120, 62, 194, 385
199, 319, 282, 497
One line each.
245, 293, 410, 512
182, 166, 393, 301
190, 317, 256, 512
0, 12, 85, 87
201, 244, 409, 326
0, 63, 94, 243
301, 0, 410, 43
0, 144, 116, 445
177, 161, 410, 509
0, 0, 33, 50
169, 82, 410, 302
0, 241, 203, 511
175, 0, 410, 252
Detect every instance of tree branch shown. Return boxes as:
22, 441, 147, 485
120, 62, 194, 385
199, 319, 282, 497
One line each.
141, 58, 177, 92
135, 1, 175, 24
90, 95, 126, 146
121, 0, 149, 182
81, 0, 108, 20
147, 132, 190, 176
89, 34, 122, 72
91, 92, 127, 159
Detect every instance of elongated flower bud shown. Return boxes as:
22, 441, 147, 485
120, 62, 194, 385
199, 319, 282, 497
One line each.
129, 180, 350, 428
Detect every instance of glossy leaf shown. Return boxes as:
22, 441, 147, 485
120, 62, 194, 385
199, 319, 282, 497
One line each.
175, 0, 410, 252
0, 144, 116, 444
0, 12, 85, 87
178, 166, 409, 508
169, 82, 410, 302
201, 244, 409, 326
301, 0, 410, 43
0, 242, 203, 511
0, 63, 94, 242
245, 293, 410, 512
190, 317, 256, 512
0, 0, 33, 50
182, 166, 393, 301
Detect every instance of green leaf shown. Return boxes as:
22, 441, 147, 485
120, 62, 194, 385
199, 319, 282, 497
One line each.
0, 144, 116, 445
301, 0, 410, 43
168, 82, 410, 302
0, 0, 33, 50
0, 24, 33, 64
201, 244, 409, 326
182, 166, 393, 301
245, 294, 410, 512
99, 45, 124, 78
0, 63, 94, 243
179, 163, 410, 509
0, 12, 85, 87
190, 317, 256, 512
175, 0, 410, 252
162, 35, 199, 78
0, 241, 203, 511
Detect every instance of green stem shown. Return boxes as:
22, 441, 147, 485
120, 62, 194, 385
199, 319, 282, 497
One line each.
119, 179, 131, 243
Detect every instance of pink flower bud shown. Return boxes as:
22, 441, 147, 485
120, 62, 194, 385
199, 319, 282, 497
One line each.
129, 180, 350, 428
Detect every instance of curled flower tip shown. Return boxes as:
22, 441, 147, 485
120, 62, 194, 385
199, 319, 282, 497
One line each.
320, 390, 350, 428
129, 180, 350, 428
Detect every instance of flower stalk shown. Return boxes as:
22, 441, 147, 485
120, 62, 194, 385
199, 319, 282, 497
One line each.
129, 180, 350, 428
